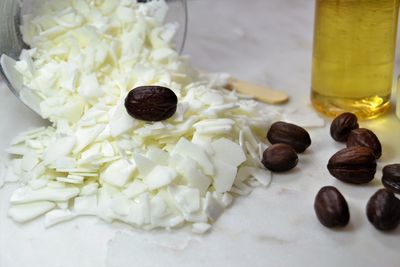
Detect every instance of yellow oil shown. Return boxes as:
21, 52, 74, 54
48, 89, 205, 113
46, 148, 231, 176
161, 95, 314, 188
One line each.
311, 0, 399, 120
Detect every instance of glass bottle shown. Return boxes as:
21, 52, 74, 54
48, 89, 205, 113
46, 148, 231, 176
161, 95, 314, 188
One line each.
311, 0, 399, 120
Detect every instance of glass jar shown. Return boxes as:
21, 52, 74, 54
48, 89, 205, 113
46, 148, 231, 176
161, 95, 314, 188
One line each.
0, 0, 188, 99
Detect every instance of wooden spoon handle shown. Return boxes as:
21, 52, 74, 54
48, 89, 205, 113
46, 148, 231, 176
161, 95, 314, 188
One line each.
226, 77, 289, 104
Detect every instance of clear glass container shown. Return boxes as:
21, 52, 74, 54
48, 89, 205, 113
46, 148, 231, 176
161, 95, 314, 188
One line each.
0, 0, 188, 102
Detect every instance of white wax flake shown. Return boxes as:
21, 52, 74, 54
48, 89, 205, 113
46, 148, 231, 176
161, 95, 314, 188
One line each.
10, 186, 80, 204
101, 141, 115, 157
56, 201, 69, 210
47, 181, 66, 189
73, 124, 106, 154
70, 172, 99, 178
55, 8, 84, 28
7, 145, 28, 156
56, 177, 83, 184
146, 147, 169, 166
135, 122, 165, 137
144, 166, 176, 190
54, 157, 76, 170
74, 195, 98, 215
191, 133, 213, 154
56, 167, 97, 173
80, 143, 102, 160
21, 150, 39, 172
3, 0, 280, 233
79, 103, 108, 120
111, 196, 131, 217
171, 103, 187, 122
59, 63, 78, 92
245, 142, 260, 165
10, 127, 48, 146
231, 182, 252, 196
45, 209, 75, 228
164, 215, 183, 228
8, 201, 56, 223
168, 185, 200, 214
28, 179, 48, 190
43, 136, 76, 164
152, 48, 175, 61
109, 99, 138, 137
249, 168, 272, 186
150, 195, 170, 227
205, 192, 224, 221
198, 91, 224, 105
237, 166, 272, 187
173, 138, 214, 176
26, 140, 44, 150
242, 126, 259, 149
56, 120, 73, 135
204, 103, 240, 115
221, 193, 233, 207
78, 73, 104, 99
258, 142, 268, 160
127, 202, 146, 227
133, 154, 156, 178
128, 193, 151, 226
123, 180, 148, 199
213, 159, 238, 193
40, 97, 85, 124
183, 208, 208, 224
100, 159, 135, 187
80, 183, 99, 196
211, 138, 246, 167
96, 188, 114, 222
193, 118, 235, 134
170, 154, 211, 196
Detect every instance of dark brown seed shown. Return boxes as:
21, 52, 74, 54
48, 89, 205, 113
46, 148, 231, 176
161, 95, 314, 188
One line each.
346, 128, 382, 159
261, 144, 298, 172
330, 112, 359, 142
382, 178, 400, 195
382, 164, 400, 194
327, 147, 376, 184
125, 86, 178, 121
267, 121, 311, 153
314, 186, 350, 228
366, 188, 400, 231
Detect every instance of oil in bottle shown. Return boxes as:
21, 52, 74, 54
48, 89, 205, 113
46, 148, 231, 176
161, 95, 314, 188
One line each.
311, 0, 399, 119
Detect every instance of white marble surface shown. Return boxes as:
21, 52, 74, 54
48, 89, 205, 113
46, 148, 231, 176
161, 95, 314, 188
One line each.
1, 0, 400, 266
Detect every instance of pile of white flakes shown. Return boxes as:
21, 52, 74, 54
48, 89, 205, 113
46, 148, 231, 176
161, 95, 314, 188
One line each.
2, 0, 324, 233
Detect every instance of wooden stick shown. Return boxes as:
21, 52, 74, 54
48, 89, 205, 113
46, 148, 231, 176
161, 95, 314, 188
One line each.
226, 77, 289, 104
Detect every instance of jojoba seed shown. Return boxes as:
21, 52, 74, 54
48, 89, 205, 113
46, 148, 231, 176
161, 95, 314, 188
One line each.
327, 147, 377, 184
261, 144, 298, 172
366, 189, 400, 231
330, 112, 359, 142
314, 186, 350, 228
347, 128, 382, 159
125, 86, 177, 121
267, 121, 311, 153
382, 164, 400, 194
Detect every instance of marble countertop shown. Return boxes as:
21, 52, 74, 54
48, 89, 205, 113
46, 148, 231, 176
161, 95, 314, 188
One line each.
1, 0, 400, 266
